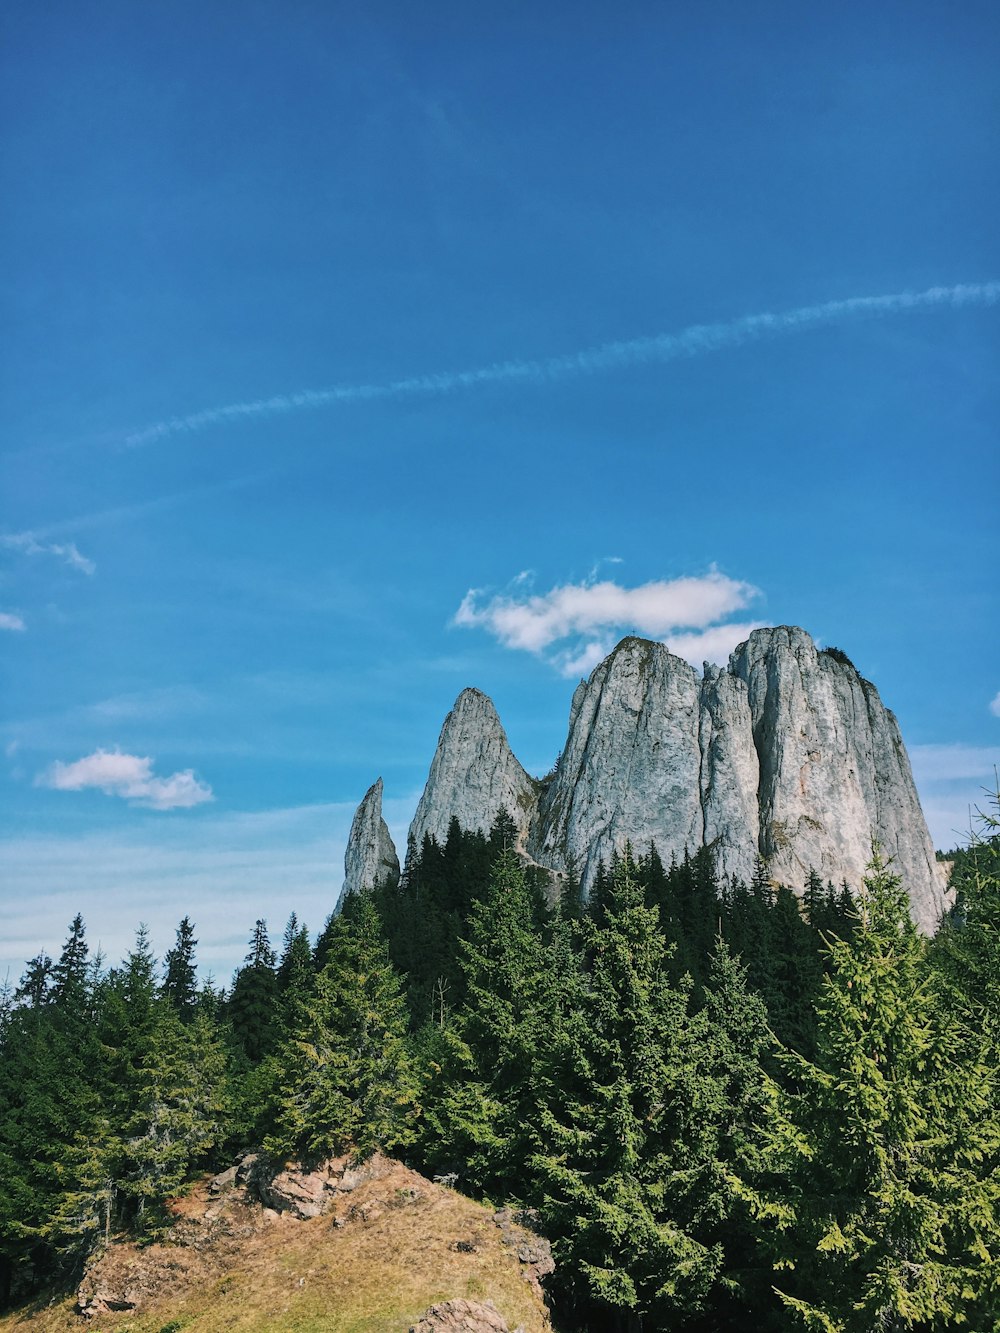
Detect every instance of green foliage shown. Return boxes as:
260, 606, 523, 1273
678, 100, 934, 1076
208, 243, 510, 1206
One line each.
266, 896, 417, 1165
226, 920, 278, 1063
532, 853, 722, 1327
819, 646, 856, 669
4, 815, 997, 1333
415, 849, 559, 1196
161, 917, 199, 1022
741, 849, 1000, 1331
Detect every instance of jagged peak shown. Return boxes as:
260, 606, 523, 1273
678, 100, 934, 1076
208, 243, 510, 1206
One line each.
447, 685, 504, 721
405, 682, 537, 862
340, 774, 399, 907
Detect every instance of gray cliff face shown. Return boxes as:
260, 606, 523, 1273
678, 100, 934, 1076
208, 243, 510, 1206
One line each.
406, 687, 538, 857
531, 638, 704, 893
403, 628, 948, 931
341, 777, 400, 904
729, 627, 946, 932
698, 664, 761, 887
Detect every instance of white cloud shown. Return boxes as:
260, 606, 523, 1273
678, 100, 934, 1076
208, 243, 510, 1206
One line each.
665, 621, 770, 668
0, 611, 26, 631
1, 532, 95, 575
454, 569, 765, 676
40, 748, 214, 811
990, 691, 1000, 718
552, 638, 616, 679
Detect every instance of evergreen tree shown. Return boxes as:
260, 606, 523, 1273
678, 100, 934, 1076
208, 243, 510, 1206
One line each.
227, 919, 277, 1063
161, 916, 198, 1022
275, 914, 314, 1034
0, 919, 104, 1297
681, 939, 779, 1329
533, 853, 721, 1330
415, 849, 555, 1197
267, 896, 416, 1164
115, 1008, 227, 1237
741, 850, 1000, 1331
765, 886, 821, 1057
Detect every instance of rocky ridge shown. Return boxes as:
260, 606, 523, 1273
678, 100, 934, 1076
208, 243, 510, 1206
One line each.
342, 627, 947, 932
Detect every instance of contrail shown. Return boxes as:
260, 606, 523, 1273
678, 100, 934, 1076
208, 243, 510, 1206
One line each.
126, 280, 1000, 446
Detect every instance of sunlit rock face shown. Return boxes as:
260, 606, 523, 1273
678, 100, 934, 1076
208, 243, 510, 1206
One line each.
398, 628, 948, 932
729, 626, 946, 932
405, 687, 538, 859
340, 777, 400, 905
698, 662, 761, 889
529, 637, 705, 892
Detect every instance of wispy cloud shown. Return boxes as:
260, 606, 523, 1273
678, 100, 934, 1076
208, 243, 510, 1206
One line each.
0, 792, 420, 987
125, 280, 1000, 446
990, 691, 1000, 719
0, 612, 26, 632
909, 744, 1000, 784
454, 569, 764, 676
909, 743, 1000, 850
1, 532, 96, 575
39, 748, 214, 811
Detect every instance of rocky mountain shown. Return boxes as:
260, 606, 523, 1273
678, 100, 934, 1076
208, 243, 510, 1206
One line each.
341, 777, 400, 898
342, 627, 947, 932
405, 687, 538, 859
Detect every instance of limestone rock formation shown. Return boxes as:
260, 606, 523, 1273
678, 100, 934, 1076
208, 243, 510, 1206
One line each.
728, 626, 944, 932
397, 627, 947, 931
341, 777, 399, 903
406, 687, 538, 858
530, 638, 704, 892
698, 663, 761, 887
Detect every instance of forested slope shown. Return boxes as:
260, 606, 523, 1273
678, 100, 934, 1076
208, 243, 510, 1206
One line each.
2, 800, 998, 1331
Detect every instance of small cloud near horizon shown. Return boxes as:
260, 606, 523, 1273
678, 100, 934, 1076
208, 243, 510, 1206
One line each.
453, 569, 767, 676
990, 691, 1000, 718
39, 748, 214, 811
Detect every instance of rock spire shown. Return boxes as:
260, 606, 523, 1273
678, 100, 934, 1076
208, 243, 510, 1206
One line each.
351, 628, 948, 932
340, 777, 400, 906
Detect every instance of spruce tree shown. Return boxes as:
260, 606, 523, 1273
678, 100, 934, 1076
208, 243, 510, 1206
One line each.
415, 849, 555, 1197
161, 916, 198, 1022
741, 849, 1000, 1331
532, 853, 721, 1329
267, 895, 416, 1165
227, 919, 278, 1062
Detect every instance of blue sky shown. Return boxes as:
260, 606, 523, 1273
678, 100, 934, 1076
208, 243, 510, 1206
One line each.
2, 1, 998, 986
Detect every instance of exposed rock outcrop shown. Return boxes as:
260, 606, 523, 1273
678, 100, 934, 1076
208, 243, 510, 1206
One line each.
530, 638, 704, 893
76, 1156, 551, 1329
729, 626, 944, 932
341, 777, 400, 903
410, 1298, 516, 1333
406, 688, 538, 858
699, 663, 761, 887
396, 627, 947, 931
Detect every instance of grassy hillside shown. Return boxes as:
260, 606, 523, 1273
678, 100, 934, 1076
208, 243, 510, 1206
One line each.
0, 1162, 550, 1333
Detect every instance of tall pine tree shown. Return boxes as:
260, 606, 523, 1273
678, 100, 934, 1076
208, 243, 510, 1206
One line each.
741, 849, 1000, 1331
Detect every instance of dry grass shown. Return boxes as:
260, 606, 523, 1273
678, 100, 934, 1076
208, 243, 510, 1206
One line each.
0, 1163, 550, 1333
